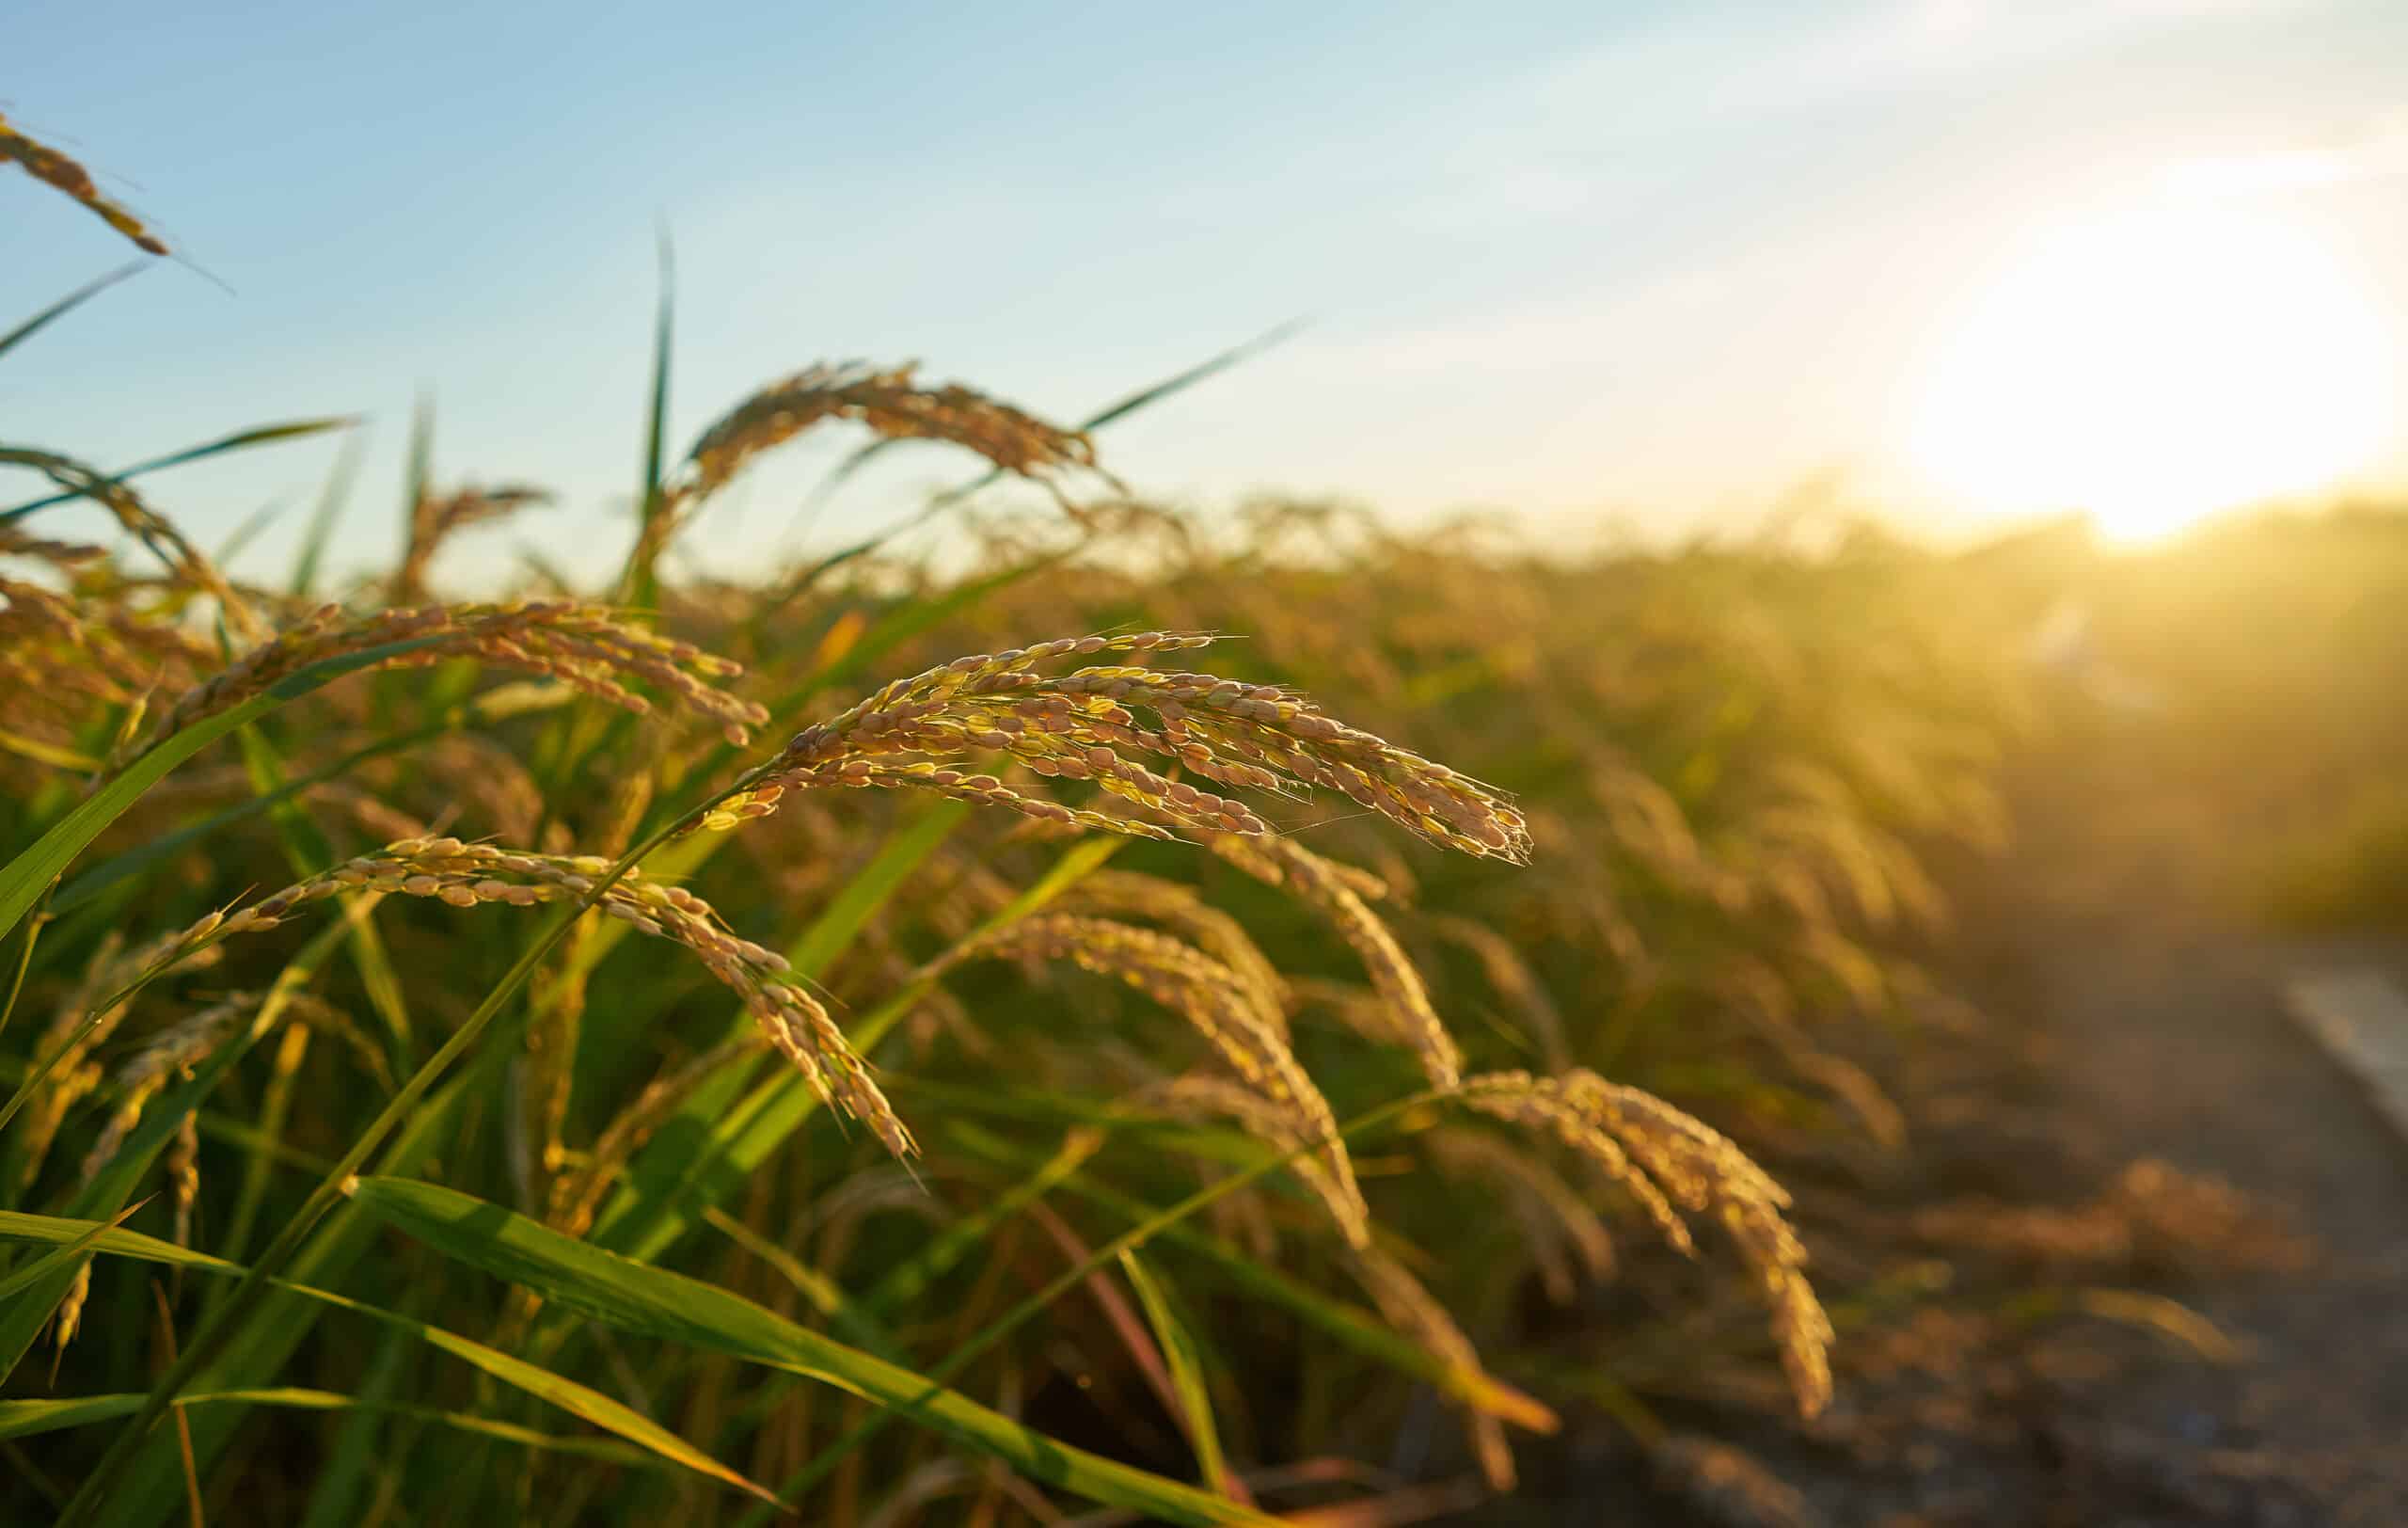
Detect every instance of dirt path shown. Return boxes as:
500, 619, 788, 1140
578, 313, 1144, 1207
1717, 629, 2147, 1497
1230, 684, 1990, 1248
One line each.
1497, 720, 2408, 1526
1919, 724, 2408, 1526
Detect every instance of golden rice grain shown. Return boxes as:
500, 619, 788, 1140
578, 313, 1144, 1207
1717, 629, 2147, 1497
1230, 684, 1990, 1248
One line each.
0, 111, 168, 254
1214, 835, 1465, 1090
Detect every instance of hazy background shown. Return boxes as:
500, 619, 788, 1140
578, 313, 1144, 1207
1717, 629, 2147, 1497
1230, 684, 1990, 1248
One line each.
9, 0, 2408, 583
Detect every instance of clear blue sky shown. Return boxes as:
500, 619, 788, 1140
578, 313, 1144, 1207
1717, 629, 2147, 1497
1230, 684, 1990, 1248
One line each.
8, 1, 2408, 584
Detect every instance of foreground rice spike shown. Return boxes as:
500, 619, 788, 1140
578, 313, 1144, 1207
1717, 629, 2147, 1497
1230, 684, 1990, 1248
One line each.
0, 447, 262, 640
1463, 1069, 1833, 1419
1214, 834, 1464, 1090
394, 484, 552, 602
111, 599, 768, 774
0, 111, 169, 254
702, 629, 1529, 861
146, 838, 911, 1159
927, 914, 1368, 1246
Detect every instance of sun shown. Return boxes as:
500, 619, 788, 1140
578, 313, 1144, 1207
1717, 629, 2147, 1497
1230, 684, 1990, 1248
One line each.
1905, 203, 2396, 541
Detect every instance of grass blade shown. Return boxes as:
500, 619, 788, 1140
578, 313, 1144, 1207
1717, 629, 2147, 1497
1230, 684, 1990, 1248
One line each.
621, 227, 675, 610
735, 1090, 1445, 1524
0, 1389, 655, 1465
1119, 1247, 1232, 1494
0, 912, 358, 1377
0, 419, 356, 522
861, 1127, 1104, 1319
0, 1200, 147, 1303
586, 836, 1122, 1265
0, 263, 144, 361
232, 725, 413, 1062
945, 1122, 1558, 1434
0, 1209, 780, 1507
345, 1176, 1280, 1528
212, 497, 290, 565
288, 427, 365, 597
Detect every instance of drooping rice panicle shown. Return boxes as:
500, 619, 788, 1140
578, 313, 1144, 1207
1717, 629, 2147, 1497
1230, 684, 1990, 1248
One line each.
50, 990, 259, 1354
0, 524, 109, 566
40, 989, 373, 1357
545, 1033, 765, 1240
1287, 977, 1420, 1049
626, 361, 1104, 578
0, 575, 221, 739
74, 993, 259, 1188
1061, 870, 1291, 1035
133, 766, 431, 846
1460, 1071, 1694, 1256
112, 599, 768, 774
1425, 1128, 1617, 1302
1215, 834, 1465, 1090
700, 630, 1529, 862
679, 361, 1099, 501
405, 735, 554, 847
166, 1112, 200, 1247
0, 447, 263, 640
395, 484, 551, 602
1648, 1434, 1821, 1528
1421, 913, 1572, 1072
927, 913, 1362, 1240
143, 837, 911, 1160
0, 111, 169, 254
1142, 1074, 1370, 1249
1463, 1069, 1832, 1418
1346, 1245, 1518, 1490
15, 932, 223, 1193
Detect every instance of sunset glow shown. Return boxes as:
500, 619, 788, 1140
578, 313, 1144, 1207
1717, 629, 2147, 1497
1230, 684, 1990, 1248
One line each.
1907, 205, 2396, 541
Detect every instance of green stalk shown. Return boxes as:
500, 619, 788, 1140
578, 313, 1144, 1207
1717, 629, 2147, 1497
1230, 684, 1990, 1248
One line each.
51, 767, 765, 1527
732, 1089, 1442, 1524
0, 894, 41, 1047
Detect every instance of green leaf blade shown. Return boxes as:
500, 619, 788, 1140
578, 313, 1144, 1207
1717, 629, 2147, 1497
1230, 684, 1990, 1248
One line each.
348, 1176, 1281, 1527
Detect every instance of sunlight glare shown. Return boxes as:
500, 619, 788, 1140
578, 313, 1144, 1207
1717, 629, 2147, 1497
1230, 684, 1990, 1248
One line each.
1907, 205, 2395, 541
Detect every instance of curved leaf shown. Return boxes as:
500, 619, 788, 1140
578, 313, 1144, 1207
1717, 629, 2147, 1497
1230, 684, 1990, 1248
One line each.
347, 1176, 1282, 1528
0, 1388, 654, 1464
0, 1210, 777, 1506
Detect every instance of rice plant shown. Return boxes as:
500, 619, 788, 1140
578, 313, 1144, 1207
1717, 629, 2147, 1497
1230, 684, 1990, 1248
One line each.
0, 117, 2020, 1525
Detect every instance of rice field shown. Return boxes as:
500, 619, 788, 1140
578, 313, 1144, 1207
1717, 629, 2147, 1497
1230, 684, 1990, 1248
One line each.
7, 113, 2405, 1525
